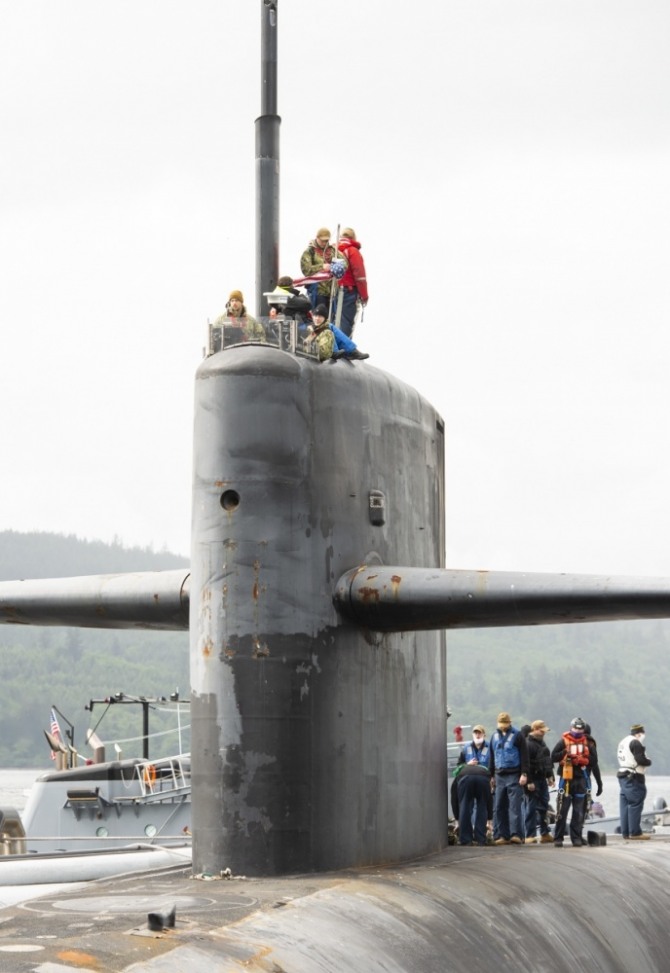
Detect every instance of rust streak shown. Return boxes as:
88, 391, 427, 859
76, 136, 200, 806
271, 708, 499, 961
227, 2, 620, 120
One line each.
56, 951, 100, 968
359, 586, 380, 603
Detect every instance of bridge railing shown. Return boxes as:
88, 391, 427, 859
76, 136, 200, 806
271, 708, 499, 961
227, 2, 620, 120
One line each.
206, 316, 319, 359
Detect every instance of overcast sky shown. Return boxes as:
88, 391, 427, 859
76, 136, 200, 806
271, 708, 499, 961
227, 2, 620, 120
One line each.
1, 0, 669, 578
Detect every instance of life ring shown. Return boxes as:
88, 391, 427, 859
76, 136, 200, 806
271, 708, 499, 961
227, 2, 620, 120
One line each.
142, 764, 156, 786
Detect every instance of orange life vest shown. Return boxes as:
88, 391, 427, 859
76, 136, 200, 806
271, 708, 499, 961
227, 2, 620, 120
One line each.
561, 732, 590, 768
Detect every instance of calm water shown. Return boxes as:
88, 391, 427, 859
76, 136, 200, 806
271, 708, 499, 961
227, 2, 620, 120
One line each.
2, 768, 670, 817
0, 768, 41, 811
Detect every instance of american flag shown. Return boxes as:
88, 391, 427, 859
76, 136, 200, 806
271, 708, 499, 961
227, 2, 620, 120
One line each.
288, 271, 331, 287
49, 708, 62, 760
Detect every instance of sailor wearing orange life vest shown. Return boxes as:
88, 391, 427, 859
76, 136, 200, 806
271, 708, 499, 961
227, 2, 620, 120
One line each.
550, 717, 592, 848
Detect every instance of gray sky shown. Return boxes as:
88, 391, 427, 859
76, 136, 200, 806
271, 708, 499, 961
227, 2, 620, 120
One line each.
1, 0, 669, 577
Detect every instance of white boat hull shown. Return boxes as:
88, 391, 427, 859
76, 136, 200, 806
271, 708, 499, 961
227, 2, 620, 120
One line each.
0, 843, 191, 885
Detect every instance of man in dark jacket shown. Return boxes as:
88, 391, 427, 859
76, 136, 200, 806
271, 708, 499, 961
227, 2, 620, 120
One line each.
451, 763, 491, 846
583, 722, 604, 798
451, 723, 493, 844
524, 720, 555, 843
267, 277, 313, 325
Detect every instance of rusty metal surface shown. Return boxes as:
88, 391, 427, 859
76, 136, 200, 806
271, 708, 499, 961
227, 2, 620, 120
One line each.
7, 560, 670, 635
1, 839, 670, 971
335, 564, 670, 630
0, 570, 190, 630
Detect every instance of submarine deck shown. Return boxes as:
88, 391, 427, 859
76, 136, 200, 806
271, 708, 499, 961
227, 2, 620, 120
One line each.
2, 836, 670, 972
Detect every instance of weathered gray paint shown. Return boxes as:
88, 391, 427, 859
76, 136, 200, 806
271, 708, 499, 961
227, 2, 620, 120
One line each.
7, 562, 670, 633
335, 564, 670, 629
0, 570, 190, 629
189, 346, 446, 875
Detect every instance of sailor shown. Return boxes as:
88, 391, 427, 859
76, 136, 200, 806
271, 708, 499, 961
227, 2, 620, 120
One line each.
452, 723, 493, 845
488, 712, 529, 845
583, 722, 604, 798
617, 723, 652, 840
267, 276, 313, 328
451, 762, 491, 846
312, 305, 370, 361
333, 227, 368, 337
300, 228, 340, 310
524, 720, 555, 843
304, 312, 335, 362
213, 290, 266, 346
458, 724, 491, 769
551, 717, 593, 847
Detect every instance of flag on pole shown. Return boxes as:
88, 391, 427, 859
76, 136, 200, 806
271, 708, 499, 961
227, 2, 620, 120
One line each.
49, 708, 62, 760
289, 271, 331, 287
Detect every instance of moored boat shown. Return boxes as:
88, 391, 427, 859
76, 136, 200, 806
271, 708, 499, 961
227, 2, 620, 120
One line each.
0, 693, 192, 860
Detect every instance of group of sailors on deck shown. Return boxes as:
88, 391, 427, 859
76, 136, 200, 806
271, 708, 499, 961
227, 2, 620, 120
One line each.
451, 713, 652, 847
210, 227, 370, 362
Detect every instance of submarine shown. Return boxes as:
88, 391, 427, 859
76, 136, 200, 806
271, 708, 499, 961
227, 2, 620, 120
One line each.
2, 2, 670, 969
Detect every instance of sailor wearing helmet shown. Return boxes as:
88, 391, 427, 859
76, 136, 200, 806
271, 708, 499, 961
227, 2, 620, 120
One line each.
551, 717, 593, 847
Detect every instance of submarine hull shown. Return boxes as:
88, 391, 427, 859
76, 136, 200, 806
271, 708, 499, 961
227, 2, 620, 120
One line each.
190, 347, 446, 875
172, 843, 670, 972
4, 840, 670, 971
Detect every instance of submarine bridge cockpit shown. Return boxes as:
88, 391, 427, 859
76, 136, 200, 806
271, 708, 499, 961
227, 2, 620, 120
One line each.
206, 292, 320, 359
206, 316, 319, 358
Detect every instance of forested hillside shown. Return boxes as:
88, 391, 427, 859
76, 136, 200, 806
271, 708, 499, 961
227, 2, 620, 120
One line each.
447, 618, 670, 773
0, 530, 187, 580
0, 531, 189, 767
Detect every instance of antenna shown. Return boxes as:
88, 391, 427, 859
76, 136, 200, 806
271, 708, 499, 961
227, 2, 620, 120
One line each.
256, 0, 280, 315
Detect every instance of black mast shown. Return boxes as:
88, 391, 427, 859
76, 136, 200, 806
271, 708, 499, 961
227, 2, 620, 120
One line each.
255, 0, 280, 314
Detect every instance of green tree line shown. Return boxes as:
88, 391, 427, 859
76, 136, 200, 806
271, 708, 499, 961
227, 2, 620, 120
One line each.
0, 531, 189, 767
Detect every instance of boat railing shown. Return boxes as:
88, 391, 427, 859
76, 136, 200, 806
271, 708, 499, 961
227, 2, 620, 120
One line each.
132, 754, 192, 801
206, 315, 319, 359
